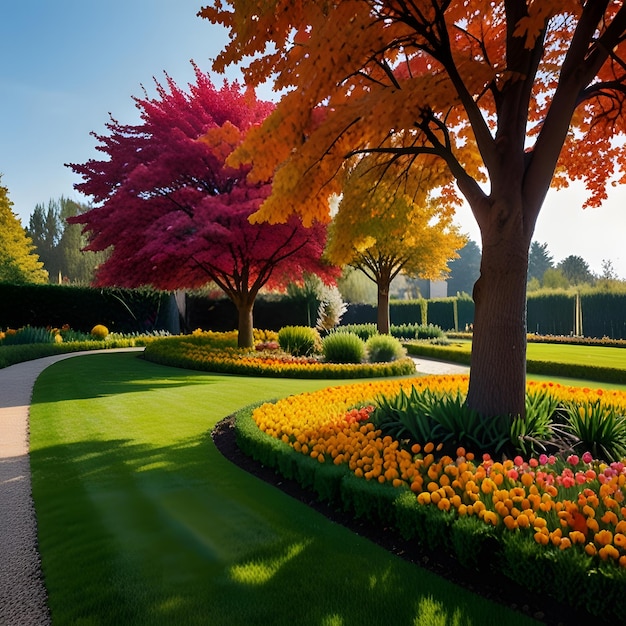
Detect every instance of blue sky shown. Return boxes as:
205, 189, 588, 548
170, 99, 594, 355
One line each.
2, 2, 626, 278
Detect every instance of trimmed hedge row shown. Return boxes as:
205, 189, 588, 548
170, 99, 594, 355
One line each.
341, 298, 474, 331
231, 405, 625, 623
0, 283, 176, 334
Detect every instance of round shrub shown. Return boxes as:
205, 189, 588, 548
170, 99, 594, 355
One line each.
322, 332, 365, 363
91, 324, 109, 340
278, 325, 320, 357
365, 334, 406, 362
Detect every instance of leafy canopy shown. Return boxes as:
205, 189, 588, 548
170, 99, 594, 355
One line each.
201, 1, 626, 415
201, 2, 626, 230
68, 64, 337, 297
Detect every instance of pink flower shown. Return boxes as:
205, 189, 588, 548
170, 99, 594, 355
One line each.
514, 455, 524, 467
539, 454, 548, 465
507, 469, 519, 480
567, 454, 580, 466
582, 451, 593, 464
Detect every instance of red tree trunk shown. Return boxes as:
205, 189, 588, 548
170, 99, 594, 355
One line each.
466, 218, 531, 419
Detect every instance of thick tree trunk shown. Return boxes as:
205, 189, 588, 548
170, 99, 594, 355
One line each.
466, 218, 531, 419
377, 283, 390, 334
236, 299, 255, 348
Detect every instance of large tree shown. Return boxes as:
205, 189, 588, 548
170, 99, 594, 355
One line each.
68, 65, 337, 347
202, 2, 626, 417
326, 156, 465, 333
0, 178, 48, 284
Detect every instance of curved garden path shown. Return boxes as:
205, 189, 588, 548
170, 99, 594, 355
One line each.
0, 348, 143, 625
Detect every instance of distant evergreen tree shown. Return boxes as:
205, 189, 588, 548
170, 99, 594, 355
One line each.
27, 196, 105, 284
28, 199, 63, 280
446, 239, 481, 296
528, 241, 554, 283
0, 177, 48, 284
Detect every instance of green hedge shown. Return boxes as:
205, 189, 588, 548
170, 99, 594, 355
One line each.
0, 283, 175, 334
186, 293, 312, 332
582, 292, 626, 340
527, 292, 575, 336
389, 300, 427, 325
426, 298, 456, 330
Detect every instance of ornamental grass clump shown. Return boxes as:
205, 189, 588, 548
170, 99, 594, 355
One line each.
365, 334, 405, 363
322, 331, 366, 363
1, 326, 56, 345
371, 386, 511, 456
559, 400, 626, 462
414, 323, 445, 340
278, 325, 320, 357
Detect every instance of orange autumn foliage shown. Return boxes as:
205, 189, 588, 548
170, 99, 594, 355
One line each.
201, 2, 626, 418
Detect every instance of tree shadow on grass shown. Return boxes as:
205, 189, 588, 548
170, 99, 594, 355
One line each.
32, 352, 221, 403
30, 430, 540, 626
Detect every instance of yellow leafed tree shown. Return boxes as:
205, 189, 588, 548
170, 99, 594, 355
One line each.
0, 178, 48, 285
326, 156, 466, 333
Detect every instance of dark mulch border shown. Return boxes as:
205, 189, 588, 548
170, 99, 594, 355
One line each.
212, 415, 612, 626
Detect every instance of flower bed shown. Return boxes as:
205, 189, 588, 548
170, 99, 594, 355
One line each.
143, 331, 416, 378
235, 375, 626, 621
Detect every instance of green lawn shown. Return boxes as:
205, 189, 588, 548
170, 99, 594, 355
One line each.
30, 352, 539, 626
527, 342, 626, 369
449, 339, 626, 370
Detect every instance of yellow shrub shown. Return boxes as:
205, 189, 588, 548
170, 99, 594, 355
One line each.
91, 324, 109, 339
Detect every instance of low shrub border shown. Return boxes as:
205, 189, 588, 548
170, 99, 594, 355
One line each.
232, 377, 626, 623
0, 339, 146, 369
144, 333, 416, 378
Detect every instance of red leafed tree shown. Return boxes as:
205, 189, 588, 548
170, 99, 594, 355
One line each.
67, 64, 338, 347
201, 2, 626, 418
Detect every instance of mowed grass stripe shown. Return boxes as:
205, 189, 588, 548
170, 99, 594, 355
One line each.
29, 352, 539, 626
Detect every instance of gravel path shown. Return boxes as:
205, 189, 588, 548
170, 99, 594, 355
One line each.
0, 349, 467, 625
0, 349, 143, 626
411, 356, 469, 376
